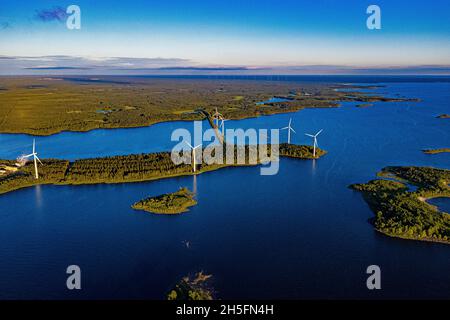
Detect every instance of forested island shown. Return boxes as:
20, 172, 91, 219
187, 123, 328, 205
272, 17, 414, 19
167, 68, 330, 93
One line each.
132, 187, 197, 214
423, 148, 450, 154
279, 143, 326, 159
0, 143, 326, 195
351, 166, 450, 244
0, 77, 419, 136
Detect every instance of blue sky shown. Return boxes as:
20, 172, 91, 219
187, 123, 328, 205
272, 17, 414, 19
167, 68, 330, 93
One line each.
1, 0, 450, 74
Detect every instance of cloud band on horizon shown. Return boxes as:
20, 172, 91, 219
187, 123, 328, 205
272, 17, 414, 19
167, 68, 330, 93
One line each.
1, 55, 450, 75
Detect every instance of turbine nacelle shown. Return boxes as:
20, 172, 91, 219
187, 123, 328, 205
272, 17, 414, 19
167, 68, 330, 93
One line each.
281, 118, 296, 144
212, 108, 223, 127
21, 139, 43, 179
305, 129, 323, 157
184, 141, 202, 173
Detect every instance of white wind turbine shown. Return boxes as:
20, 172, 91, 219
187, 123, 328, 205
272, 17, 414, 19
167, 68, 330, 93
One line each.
22, 139, 43, 179
281, 118, 296, 144
305, 129, 323, 157
212, 108, 223, 127
185, 141, 202, 172
220, 118, 229, 136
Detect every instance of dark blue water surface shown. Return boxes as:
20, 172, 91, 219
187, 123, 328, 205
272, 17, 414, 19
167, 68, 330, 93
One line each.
428, 198, 450, 214
0, 79, 449, 299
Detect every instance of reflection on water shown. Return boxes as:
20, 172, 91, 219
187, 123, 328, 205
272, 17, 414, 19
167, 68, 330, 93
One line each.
311, 158, 317, 173
34, 185, 43, 208
192, 175, 198, 196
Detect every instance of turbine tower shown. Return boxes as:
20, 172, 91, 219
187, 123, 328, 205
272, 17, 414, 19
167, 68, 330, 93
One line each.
22, 139, 43, 179
185, 141, 202, 172
212, 108, 223, 127
281, 118, 296, 144
220, 118, 229, 137
305, 129, 323, 157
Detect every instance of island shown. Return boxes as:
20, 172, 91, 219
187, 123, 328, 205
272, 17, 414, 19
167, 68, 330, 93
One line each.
422, 148, 450, 154
350, 166, 450, 244
132, 187, 197, 214
279, 143, 326, 159
167, 271, 214, 300
355, 103, 374, 108
437, 114, 450, 119
0, 144, 327, 195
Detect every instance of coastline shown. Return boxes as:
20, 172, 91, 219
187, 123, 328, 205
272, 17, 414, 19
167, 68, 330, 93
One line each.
0, 145, 326, 196
0, 79, 419, 137
351, 166, 450, 245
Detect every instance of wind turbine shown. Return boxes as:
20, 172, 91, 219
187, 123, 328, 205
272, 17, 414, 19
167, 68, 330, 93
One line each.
185, 141, 202, 172
212, 108, 223, 127
281, 118, 296, 144
305, 129, 323, 157
220, 118, 229, 136
22, 139, 43, 179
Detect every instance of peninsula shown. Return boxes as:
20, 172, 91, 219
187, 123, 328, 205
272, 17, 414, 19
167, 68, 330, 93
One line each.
351, 166, 450, 244
0, 144, 326, 195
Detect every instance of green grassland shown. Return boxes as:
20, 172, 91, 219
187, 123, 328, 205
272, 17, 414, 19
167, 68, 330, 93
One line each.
0, 77, 417, 135
132, 187, 197, 214
351, 166, 450, 244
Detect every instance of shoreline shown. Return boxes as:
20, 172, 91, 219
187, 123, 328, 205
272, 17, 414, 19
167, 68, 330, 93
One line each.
351, 166, 450, 245
0, 144, 326, 196
0, 81, 419, 137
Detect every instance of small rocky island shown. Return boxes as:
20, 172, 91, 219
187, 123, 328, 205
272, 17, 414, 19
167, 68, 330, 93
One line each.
351, 166, 450, 244
423, 148, 450, 154
167, 271, 214, 300
132, 187, 197, 214
437, 114, 450, 119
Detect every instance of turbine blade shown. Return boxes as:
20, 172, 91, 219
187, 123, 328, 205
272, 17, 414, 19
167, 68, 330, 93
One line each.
184, 141, 193, 149
194, 144, 202, 149
290, 128, 296, 134
281, 127, 289, 130
305, 134, 314, 137
33, 139, 35, 153
316, 129, 323, 136
35, 155, 43, 165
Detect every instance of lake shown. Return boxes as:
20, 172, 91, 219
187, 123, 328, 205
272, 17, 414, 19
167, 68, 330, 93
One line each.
0, 79, 449, 299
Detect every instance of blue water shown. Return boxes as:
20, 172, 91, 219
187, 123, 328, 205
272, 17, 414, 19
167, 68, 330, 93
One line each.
0, 80, 449, 299
256, 97, 293, 105
428, 198, 450, 214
